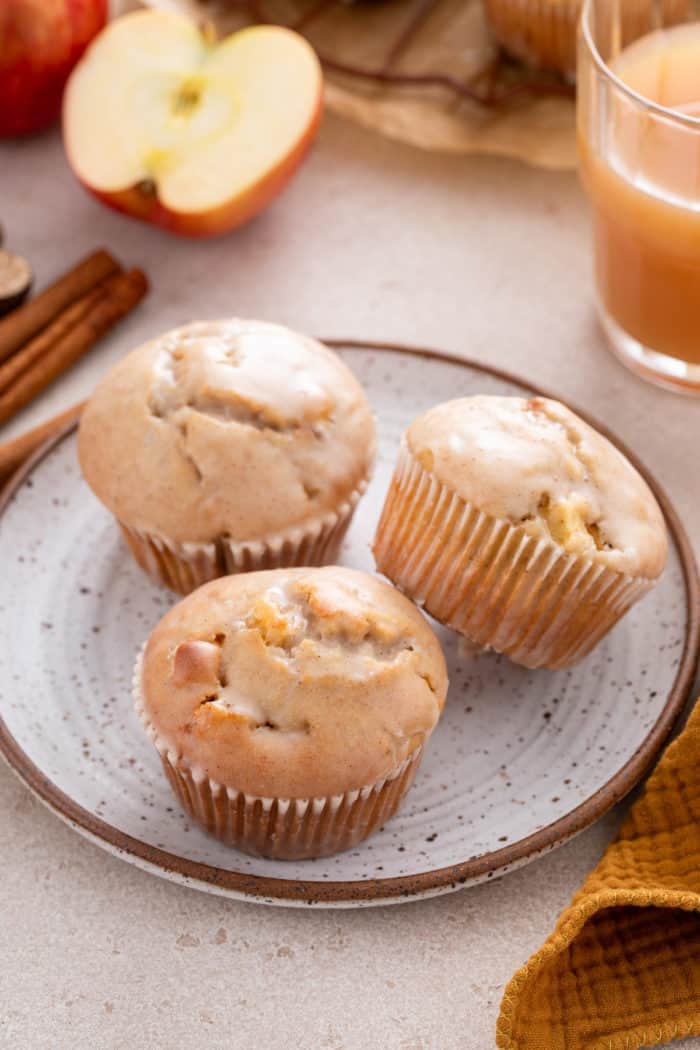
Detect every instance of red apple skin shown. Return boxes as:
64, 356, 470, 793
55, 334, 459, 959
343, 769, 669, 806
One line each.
0, 0, 107, 138
69, 92, 323, 238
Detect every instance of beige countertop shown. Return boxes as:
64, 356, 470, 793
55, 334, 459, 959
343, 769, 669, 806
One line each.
2, 113, 699, 1050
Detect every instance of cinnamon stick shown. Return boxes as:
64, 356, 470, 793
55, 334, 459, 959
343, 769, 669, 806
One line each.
0, 249, 120, 364
0, 401, 84, 487
0, 283, 106, 395
0, 268, 148, 429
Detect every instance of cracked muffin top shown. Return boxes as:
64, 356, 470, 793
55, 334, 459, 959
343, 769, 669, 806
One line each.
137, 566, 449, 798
78, 320, 376, 544
406, 396, 666, 578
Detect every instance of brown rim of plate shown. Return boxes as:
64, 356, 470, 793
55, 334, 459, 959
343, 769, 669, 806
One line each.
0, 340, 698, 905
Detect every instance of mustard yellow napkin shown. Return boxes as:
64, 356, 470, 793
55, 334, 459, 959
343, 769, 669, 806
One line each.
497, 698, 700, 1050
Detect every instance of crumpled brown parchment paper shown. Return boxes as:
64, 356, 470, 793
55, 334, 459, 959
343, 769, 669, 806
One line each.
137, 0, 577, 169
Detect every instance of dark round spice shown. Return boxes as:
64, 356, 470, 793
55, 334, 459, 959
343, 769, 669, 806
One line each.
0, 250, 33, 317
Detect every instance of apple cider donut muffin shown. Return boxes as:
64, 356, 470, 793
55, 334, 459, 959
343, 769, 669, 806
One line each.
485, 0, 583, 75
485, 0, 689, 77
133, 566, 448, 859
374, 396, 667, 670
79, 319, 376, 593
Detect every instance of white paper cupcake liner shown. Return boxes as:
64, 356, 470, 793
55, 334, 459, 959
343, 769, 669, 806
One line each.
373, 445, 654, 670
133, 648, 423, 860
120, 478, 367, 595
484, 0, 581, 75
485, 0, 689, 77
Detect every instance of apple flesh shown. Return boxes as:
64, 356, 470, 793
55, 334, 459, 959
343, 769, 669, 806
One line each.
63, 12, 323, 238
0, 0, 107, 137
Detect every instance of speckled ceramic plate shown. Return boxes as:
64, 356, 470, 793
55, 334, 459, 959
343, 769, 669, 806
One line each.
0, 343, 697, 908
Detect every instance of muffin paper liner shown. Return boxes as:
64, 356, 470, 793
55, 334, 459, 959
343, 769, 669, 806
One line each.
120, 478, 367, 595
485, 0, 690, 77
133, 649, 423, 860
373, 445, 654, 670
484, 0, 581, 75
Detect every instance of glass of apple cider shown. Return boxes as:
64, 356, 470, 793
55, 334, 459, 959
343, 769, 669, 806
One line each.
578, 0, 700, 393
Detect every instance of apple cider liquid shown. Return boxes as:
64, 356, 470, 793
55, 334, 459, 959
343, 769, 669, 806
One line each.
579, 21, 700, 367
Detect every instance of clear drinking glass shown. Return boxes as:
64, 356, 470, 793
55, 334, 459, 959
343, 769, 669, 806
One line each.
578, 0, 700, 394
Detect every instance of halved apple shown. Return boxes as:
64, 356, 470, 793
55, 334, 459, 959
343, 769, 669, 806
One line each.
63, 11, 323, 237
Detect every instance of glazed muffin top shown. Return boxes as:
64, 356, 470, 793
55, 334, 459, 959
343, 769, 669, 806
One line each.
79, 320, 376, 545
137, 566, 448, 799
406, 396, 667, 578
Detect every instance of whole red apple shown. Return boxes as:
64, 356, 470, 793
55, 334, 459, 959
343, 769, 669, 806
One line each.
0, 0, 107, 137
